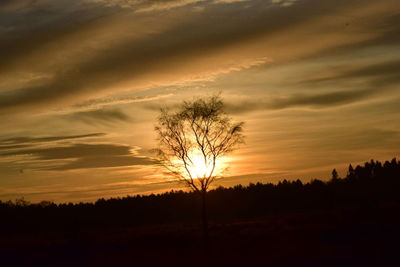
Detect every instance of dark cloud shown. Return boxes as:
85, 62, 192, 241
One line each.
66, 109, 131, 124
1, 144, 130, 159
225, 88, 381, 114
269, 88, 379, 109
144, 87, 382, 113
2, 0, 391, 112
0, 143, 158, 170
0, 133, 105, 145
301, 60, 400, 85
50, 155, 156, 170
224, 60, 400, 114
303, 12, 400, 62
0, 0, 39, 11
0, 0, 112, 72
0, 144, 31, 150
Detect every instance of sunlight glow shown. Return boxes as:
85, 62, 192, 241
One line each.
187, 151, 214, 179
174, 150, 229, 180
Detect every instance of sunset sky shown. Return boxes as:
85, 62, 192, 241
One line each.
1, 0, 399, 203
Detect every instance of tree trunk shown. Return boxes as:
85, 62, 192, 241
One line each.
201, 189, 208, 241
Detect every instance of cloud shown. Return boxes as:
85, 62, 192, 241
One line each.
136, 0, 206, 12
1, 0, 398, 114
2, 143, 130, 159
0, 0, 53, 11
271, 0, 298, 7
72, 93, 174, 110
0, 0, 110, 73
0, 143, 158, 170
143, 86, 385, 113
50, 155, 157, 170
0, 133, 106, 146
268, 89, 380, 109
224, 88, 382, 114
300, 60, 400, 85
213, 0, 249, 3
66, 109, 131, 124
89, 0, 206, 12
221, 57, 400, 114
0, 144, 31, 151
1, 0, 399, 203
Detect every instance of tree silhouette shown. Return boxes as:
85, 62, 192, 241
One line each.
348, 164, 355, 180
331, 168, 339, 180
154, 95, 244, 237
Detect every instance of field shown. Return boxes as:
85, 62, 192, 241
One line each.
2, 206, 399, 267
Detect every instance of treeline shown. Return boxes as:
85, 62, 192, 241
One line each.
1, 158, 399, 234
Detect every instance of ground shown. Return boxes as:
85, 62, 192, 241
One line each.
1, 207, 399, 267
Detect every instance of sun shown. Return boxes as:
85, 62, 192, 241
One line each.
170, 149, 229, 180
177, 150, 228, 180
187, 151, 213, 179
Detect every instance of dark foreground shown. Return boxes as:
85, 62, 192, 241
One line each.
2, 158, 400, 266
1, 205, 399, 267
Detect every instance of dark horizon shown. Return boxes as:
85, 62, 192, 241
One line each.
1, 0, 400, 203
2, 156, 398, 206
2, 156, 399, 266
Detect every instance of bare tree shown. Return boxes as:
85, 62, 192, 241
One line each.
154, 95, 244, 237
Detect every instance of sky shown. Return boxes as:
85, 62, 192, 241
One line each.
0, 0, 399, 203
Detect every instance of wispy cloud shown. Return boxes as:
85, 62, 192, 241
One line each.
88, 0, 206, 12
72, 94, 174, 110
0, 143, 158, 170
300, 60, 400, 85
2, 0, 397, 114
271, 0, 298, 7
0, 133, 105, 146
199, 88, 383, 114
66, 109, 131, 125
136, 0, 206, 12
267, 89, 380, 110
213, 0, 250, 4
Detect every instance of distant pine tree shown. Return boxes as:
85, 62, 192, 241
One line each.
331, 169, 339, 180
347, 164, 355, 179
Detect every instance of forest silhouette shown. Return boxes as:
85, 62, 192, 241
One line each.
1, 158, 400, 266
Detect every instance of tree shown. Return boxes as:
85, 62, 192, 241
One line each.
154, 95, 244, 237
331, 168, 339, 180
347, 164, 355, 180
